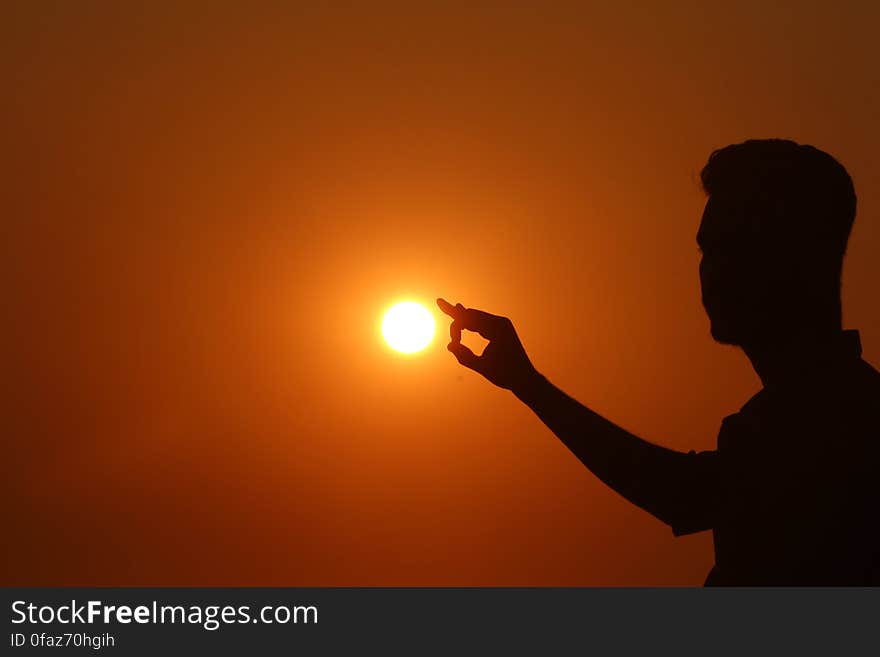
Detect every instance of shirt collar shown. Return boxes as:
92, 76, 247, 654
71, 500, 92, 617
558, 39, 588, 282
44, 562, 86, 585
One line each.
841, 329, 862, 358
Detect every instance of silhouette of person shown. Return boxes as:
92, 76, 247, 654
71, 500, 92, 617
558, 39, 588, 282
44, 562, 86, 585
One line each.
439, 139, 880, 585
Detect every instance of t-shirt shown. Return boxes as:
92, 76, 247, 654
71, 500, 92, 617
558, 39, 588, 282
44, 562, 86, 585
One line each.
672, 330, 880, 585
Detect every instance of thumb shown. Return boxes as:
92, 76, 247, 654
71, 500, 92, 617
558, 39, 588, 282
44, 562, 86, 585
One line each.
448, 341, 482, 372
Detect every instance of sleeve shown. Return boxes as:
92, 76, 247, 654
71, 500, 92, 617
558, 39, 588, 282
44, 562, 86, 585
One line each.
669, 449, 721, 537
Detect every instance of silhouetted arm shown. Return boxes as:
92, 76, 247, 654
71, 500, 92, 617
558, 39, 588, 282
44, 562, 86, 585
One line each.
438, 298, 717, 533
512, 371, 717, 531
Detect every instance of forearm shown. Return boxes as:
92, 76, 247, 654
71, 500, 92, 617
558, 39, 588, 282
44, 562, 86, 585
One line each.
513, 371, 702, 527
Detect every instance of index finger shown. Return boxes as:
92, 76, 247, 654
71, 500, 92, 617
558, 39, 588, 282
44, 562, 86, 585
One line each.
438, 300, 509, 340
457, 307, 509, 340
436, 297, 460, 319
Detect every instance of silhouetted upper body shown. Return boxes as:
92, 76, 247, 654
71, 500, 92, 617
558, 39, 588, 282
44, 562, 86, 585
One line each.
672, 329, 880, 585
440, 139, 879, 585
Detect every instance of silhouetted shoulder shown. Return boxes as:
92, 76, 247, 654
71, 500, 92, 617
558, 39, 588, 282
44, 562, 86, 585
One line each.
853, 357, 880, 397
704, 336, 879, 585
849, 357, 880, 452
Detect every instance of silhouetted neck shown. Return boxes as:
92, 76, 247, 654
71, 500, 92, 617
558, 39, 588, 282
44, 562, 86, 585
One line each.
743, 329, 862, 389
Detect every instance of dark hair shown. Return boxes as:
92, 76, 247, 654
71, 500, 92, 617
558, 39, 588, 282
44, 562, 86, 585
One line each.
700, 139, 857, 274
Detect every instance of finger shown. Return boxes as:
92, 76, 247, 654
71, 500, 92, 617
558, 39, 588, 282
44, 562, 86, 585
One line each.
457, 307, 509, 340
439, 299, 510, 340
449, 319, 462, 344
447, 341, 481, 371
436, 298, 460, 319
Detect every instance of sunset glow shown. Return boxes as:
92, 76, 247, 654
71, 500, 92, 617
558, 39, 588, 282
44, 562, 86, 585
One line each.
7, 2, 880, 589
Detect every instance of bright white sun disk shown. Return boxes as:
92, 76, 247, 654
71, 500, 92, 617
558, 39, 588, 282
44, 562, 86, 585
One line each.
382, 302, 435, 353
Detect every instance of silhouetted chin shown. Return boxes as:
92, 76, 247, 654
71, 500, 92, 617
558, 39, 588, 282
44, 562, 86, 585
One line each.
708, 318, 745, 346
710, 327, 741, 346
703, 298, 751, 346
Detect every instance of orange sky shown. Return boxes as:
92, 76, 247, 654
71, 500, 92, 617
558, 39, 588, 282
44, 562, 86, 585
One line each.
5, 2, 880, 585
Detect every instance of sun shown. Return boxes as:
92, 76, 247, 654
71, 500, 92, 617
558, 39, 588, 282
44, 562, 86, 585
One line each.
381, 301, 436, 354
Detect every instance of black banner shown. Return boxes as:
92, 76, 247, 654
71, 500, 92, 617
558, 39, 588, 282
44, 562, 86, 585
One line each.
2, 587, 877, 654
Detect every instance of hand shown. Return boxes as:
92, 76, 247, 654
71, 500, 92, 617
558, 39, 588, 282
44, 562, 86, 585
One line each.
437, 298, 539, 392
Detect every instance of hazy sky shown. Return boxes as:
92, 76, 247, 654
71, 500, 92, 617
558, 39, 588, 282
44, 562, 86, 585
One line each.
5, 1, 879, 584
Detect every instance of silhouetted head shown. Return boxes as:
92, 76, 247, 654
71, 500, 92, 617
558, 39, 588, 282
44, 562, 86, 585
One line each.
698, 139, 856, 347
